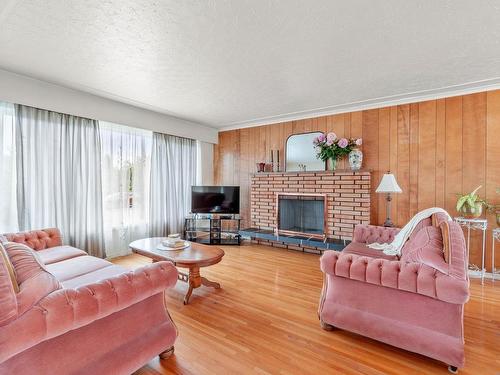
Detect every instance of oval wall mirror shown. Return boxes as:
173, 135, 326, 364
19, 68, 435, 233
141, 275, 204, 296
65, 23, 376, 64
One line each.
285, 132, 325, 172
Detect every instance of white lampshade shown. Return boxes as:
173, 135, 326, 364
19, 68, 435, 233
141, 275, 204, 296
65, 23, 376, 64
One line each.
375, 173, 402, 193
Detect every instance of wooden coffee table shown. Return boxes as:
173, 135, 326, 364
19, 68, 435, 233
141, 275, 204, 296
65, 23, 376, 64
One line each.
129, 238, 225, 305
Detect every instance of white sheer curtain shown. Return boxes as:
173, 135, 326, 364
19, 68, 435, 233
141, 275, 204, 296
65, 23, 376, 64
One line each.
100, 122, 152, 258
15, 104, 105, 257
0, 102, 18, 233
150, 133, 197, 236
1, 100, 201, 257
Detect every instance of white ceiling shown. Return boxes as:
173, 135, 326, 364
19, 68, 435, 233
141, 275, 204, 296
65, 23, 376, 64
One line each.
0, 1, 499, 129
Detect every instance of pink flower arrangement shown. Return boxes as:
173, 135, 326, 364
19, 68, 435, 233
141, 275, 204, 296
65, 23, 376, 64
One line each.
327, 132, 337, 142
338, 138, 348, 148
313, 133, 362, 170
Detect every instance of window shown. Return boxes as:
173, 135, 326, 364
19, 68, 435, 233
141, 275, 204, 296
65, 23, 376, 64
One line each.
100, 122, 152, 257
0, 102, 18, 233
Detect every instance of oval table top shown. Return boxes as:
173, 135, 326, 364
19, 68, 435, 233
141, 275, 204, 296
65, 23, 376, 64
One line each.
129, 237, 225, 268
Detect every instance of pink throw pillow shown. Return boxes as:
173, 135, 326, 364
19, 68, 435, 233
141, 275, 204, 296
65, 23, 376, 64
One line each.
401, 226, 448, 274
4, 242, 52, 284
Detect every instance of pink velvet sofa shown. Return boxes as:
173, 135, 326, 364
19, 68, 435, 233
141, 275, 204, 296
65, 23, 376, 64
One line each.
0, 228, 179, 375
319, 213, 470, 373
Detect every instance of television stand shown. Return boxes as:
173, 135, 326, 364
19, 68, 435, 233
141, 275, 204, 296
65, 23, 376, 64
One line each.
184, 215, 241, 245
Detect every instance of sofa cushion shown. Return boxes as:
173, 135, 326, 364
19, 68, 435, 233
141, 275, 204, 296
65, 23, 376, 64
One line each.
401, 226, 447, 273
343, 242, 398, 261
36, 246, 87, 265
61, 264, 130, 289
46, 255, 113, 283
0, 243, 19, 293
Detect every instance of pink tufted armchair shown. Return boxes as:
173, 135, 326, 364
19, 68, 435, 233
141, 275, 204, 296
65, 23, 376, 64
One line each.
0, 228, 179, 375
319, 213, 469, 373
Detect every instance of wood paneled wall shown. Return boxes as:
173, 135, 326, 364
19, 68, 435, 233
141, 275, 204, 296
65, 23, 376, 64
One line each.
214, 90, 500, 269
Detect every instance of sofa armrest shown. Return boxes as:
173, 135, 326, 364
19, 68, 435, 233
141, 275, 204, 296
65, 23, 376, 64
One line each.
320, 251, 469, 305
444, 222, 469, 281
0, 261, 178, 363
352, 224, 400, 244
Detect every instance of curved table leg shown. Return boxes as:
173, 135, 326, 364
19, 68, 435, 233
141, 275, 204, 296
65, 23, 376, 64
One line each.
182, 266, 221, 304
183, 285, 194, 305
201, 277, 221, 289
183, 266, 201, 305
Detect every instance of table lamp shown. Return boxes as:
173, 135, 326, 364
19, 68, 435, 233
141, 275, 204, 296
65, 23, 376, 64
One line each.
375, 173, 402, 227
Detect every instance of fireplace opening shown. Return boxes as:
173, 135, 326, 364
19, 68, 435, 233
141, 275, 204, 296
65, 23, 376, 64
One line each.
277, 194, 326, 238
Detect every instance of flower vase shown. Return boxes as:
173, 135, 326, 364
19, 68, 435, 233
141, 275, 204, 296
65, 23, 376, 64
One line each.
348, 148, 363, 171
328, 157, 337, 171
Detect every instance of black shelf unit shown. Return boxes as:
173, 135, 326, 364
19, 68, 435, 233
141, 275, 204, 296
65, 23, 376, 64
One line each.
184, 215, 241, 245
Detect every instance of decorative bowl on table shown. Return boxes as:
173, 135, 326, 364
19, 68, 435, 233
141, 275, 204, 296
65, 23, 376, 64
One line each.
157, 234, 190, 251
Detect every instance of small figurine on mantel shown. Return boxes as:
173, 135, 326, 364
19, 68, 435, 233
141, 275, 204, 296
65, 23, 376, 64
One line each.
256, 150, 281, 173
256, 162, 266, 172
298, 163, 306, 172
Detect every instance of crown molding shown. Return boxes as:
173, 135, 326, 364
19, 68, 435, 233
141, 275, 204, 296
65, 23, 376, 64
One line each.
0, 66, 214, 127
218, 77, 500, 132
0, 68, 219, 143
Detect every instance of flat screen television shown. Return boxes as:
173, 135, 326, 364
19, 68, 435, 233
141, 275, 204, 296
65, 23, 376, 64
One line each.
191, 186, 240, 214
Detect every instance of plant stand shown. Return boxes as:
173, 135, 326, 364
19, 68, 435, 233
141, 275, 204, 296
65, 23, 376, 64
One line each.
492, 228, 500, 282
454, 217, 487, 284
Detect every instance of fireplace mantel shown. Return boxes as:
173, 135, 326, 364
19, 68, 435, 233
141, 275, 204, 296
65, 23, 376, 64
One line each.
251, 169, 372, 176
250, 170, 371, 240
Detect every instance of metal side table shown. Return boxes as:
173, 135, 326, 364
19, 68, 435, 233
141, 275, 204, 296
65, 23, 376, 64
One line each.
493, 228, 500, 282
454, 217, 487, 284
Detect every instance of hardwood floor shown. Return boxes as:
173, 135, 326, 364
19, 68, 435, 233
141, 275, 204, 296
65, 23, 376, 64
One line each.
112, 243, 500, 375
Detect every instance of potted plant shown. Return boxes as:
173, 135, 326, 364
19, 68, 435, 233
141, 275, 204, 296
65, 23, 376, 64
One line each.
456, 185, 491, 218
313, 133, 362, 171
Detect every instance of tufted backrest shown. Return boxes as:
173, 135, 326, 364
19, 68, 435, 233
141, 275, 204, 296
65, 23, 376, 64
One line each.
353, 225, 400, 244
3, 228, 62, 251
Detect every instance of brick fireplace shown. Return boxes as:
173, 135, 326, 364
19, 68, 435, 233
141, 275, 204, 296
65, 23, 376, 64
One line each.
250, 170, 371, 241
